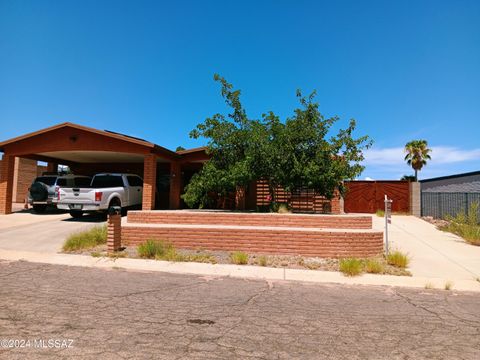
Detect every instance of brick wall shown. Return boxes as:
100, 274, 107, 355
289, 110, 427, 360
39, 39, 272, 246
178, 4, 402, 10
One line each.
122, 225, 383, 258
12, 158, 38, 203
127, 211, 372, 229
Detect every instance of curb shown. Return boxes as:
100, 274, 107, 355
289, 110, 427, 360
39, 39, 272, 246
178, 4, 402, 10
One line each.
1, 249, 479, 292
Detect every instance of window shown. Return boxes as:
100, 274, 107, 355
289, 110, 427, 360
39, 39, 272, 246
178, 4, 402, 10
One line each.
74, 177, 92, 187
56, 178, 67, 186
34, 177, 57, 186
91, 175, 124, 188
127, 176, 143, 187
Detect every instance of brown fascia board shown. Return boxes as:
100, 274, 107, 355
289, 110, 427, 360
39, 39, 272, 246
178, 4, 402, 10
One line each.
0, 122, 158, 150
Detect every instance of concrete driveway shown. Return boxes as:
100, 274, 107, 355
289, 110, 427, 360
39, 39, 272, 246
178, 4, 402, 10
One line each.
0, 207, 105, 253
372, 215, 480, 282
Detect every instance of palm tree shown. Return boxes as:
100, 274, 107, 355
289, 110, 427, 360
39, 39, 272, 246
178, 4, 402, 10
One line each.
404, 140, 432, 181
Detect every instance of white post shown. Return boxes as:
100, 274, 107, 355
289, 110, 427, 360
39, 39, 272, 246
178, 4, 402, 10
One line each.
384, 195, 393, 256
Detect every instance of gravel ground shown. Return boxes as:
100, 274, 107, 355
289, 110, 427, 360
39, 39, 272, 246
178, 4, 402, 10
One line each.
74, 245, 411, 276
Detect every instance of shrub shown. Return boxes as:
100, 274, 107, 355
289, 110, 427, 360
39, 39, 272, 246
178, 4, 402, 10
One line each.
339, 258, 363, 276
386, 251, 409, 268
137, 239, 168, 259
364, 258, 384, 274
257, 256, 268, 266
186, 253, 217, 264
376, 209, 385, 217
230, 251, 249, 265
63, 225, 107, 251
441, 202, 480, 246
444, 281, 453, 291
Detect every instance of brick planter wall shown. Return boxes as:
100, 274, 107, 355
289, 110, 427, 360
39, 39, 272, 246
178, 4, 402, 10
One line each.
127, 211, 372, 229
122, 225, 383, 258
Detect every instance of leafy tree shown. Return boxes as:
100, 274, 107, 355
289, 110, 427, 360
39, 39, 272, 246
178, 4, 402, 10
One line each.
175, 146, 186, 152
404, 140, 432, 181
182, 75, 372, 209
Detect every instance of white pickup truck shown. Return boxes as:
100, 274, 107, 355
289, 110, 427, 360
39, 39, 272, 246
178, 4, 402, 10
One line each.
57, 173, 144, 218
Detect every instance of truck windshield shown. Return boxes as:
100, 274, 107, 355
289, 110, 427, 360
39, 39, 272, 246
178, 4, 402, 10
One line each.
34, 177, 57, 186
91, 175, 124, 188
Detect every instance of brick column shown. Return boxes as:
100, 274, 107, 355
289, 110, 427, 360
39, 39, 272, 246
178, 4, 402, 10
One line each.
47, 162, 58, 173
235, 185, 246, 210
107, 213, 122, 253
169, 161, 181, 209
142, 154, 157, 210
330, 189, 343, 214
0, 155, 15, 215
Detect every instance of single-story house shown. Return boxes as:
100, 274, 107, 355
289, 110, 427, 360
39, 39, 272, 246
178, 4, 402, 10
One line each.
0, 122, 342, 215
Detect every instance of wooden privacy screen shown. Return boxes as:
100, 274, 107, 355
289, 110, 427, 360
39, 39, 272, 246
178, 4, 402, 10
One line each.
256, 180, 332, 213
344, 181, 410, 213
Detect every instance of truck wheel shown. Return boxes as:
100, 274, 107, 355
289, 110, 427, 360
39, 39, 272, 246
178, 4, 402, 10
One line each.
69, 210, 83, 219
32, 204, 47, 213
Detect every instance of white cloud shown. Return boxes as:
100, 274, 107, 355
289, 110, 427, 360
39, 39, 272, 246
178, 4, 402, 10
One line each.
363, 146, 480, 166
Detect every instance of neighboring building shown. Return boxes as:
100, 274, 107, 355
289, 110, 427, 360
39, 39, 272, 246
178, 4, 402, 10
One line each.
420, 171, 480, 219
421, 171, 480, 193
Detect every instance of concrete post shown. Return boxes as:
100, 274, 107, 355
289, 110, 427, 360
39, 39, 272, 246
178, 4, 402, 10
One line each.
0, 155, 15, 215
142, 154, 157, 210
409, 181, 421, 217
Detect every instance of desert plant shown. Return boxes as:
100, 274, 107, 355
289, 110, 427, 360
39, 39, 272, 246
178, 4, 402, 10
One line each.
424, 282, 434, 289
444, 281, 453, 291
63, 225, 107, 251
186, 253, 217, 264
376, 209, 385, 217
137, 239, 168, 259
277, 203, 291, 214
230, 251, 249, 265
386, 251, 409, 268
339, 258, 363, 276
442, 202, 480, 245
257, 256, 268, 266
364, 258, 384, 274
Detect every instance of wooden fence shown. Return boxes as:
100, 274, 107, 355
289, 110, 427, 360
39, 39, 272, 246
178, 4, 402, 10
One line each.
344, 181, 410, 213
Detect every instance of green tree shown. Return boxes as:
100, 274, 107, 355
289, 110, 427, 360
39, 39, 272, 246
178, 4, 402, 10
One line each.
182, 75, 372, 209
404, 140, 432, 181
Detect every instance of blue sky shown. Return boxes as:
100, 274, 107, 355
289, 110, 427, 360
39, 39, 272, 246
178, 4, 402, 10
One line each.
1, 0, 479, 180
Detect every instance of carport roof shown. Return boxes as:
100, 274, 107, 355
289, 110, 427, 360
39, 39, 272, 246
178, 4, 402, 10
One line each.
0, 122, 208, 163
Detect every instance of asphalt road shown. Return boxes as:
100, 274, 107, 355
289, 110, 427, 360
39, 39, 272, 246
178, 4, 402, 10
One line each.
0, 261, 479, 359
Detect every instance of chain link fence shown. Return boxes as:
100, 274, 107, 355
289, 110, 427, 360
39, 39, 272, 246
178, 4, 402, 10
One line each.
421, 192, 480, 219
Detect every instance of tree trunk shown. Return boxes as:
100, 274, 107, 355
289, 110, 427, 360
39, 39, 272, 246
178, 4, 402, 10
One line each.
414, 169, 418, 181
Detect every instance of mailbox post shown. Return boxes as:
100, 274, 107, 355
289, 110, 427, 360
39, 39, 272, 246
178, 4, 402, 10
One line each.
107, 206, 122, 253
384, 195, 393, 256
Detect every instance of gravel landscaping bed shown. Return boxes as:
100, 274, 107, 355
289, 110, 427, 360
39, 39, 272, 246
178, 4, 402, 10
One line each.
69, 245, 410, 276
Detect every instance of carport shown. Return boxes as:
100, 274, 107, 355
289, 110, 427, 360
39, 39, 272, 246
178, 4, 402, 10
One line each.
0, 122, 208, 214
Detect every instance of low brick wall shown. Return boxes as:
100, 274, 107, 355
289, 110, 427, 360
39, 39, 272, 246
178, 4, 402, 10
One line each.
122, 225, 383, 258
127, 211, 372, 229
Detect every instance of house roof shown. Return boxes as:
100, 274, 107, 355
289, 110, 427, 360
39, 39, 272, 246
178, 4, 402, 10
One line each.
420, 170, 480, 183
422, 181, 480, 193
0, 122, 207, 161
